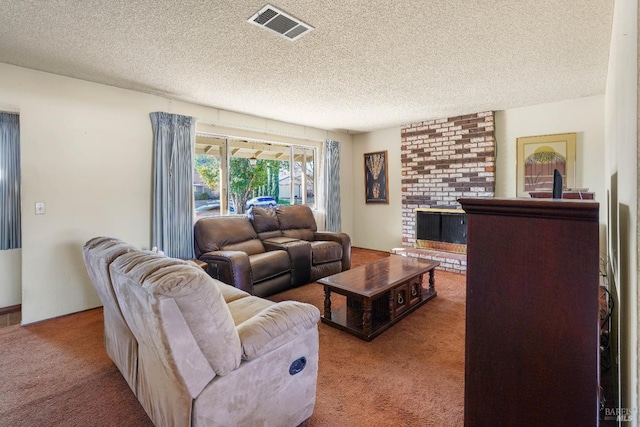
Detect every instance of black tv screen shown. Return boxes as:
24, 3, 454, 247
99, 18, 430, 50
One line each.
552, 169, 563, 199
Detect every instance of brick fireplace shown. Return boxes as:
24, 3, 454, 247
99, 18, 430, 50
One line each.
393, 111, 496, 273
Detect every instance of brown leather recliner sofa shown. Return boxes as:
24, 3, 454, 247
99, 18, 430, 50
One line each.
194, 205, 351, 297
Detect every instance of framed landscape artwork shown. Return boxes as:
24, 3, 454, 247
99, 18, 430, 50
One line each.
364, 150, 389, 203
516, 132, 576, 197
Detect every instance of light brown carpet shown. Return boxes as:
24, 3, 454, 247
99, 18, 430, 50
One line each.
0, 248, 465, 426
0, 307, 152, 426
274, 249, 465, 427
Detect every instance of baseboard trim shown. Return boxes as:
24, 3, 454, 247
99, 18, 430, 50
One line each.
0, 304, 21, 316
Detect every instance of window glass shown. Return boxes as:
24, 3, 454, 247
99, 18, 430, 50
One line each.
194, 135, 315, 218
193, 136, 224, 218
303, 148, 315, 206
228, 140, 287, 214
290, 146, 315, 205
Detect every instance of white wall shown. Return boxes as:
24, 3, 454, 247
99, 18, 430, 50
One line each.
605, 0, 638, 417
351, 127, 403, 251
338, 136, 354, 239
3, 67, 162, 323
0, 63, 352, 324
494, 96, 607, 254
350, 99, 607, 255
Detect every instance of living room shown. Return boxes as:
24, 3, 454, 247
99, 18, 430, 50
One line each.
0, 0, 637, 425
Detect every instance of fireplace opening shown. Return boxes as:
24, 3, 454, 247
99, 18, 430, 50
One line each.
416, 209, 467, 254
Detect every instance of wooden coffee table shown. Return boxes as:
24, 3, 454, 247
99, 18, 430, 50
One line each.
318, 255, 439, 341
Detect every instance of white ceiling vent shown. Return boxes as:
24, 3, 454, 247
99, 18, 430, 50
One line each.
248, 4, 313, 41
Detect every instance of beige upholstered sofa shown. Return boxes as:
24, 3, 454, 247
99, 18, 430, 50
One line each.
83, 237, 320, 427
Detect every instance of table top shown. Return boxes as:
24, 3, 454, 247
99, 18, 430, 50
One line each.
318, 255, 439, 298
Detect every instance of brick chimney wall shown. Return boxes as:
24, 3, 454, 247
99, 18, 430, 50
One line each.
400, 111, 496, 247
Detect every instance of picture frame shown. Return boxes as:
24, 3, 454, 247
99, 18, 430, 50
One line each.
516, 132, 576, 197
364, 150, 389, 203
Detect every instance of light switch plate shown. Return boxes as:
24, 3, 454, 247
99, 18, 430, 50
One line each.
35, 202, 46, 215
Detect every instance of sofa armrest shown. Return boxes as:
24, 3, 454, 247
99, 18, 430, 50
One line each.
314, 232, 352, 271
199, 251, 254, 294
263, 238, 312, 287
236, 301, 320, 361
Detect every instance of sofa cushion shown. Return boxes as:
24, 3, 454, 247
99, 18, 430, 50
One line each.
310, 240, 343, 265
226, 295, 275, 325
249, 207, 282, 240
311, 261, 342, 282
143, 264, 242, 376
110, 251, 185, 282
82, 237, 140, 392
220, 239, 265, 256
276, 205, 317, 241
281, 228, 315, 241
215, 282, 251, 303
248, 250, 291, 283
111, 254, 242, 376
83, 237, 138, 311
236, 301, 320, 361
194, 216, 263, 255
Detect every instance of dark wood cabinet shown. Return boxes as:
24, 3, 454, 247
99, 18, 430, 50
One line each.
529, 190, 595, 200
459, 198, 600, 427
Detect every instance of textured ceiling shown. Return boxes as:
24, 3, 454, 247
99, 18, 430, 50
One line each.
0, 1, 614, 133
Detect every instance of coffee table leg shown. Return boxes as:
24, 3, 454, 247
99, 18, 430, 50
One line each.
429, 269, 436, 292
362, 298, 372, 336
323, 286, 332, 320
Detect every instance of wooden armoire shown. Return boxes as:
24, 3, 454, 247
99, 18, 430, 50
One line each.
459, 198, 600, 427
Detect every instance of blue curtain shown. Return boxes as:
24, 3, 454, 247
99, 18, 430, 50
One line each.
323, 140, 341, 231
0, 113, 21, 250
150, 112, 195, 259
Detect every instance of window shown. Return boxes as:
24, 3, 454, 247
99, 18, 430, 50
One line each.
193, 135, 317, 219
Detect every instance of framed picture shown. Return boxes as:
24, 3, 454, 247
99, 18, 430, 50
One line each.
364, 150, 389, 203
516, 132, 576, 197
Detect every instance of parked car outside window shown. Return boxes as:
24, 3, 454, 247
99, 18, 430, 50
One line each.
195, 200, 236, 217
246, 196, 277, 209
195, 201, 220, 218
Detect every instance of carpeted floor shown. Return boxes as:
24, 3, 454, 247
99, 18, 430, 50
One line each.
0, 306, 153, 426
0, 248, 465, 426
273, 249, 466, 426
